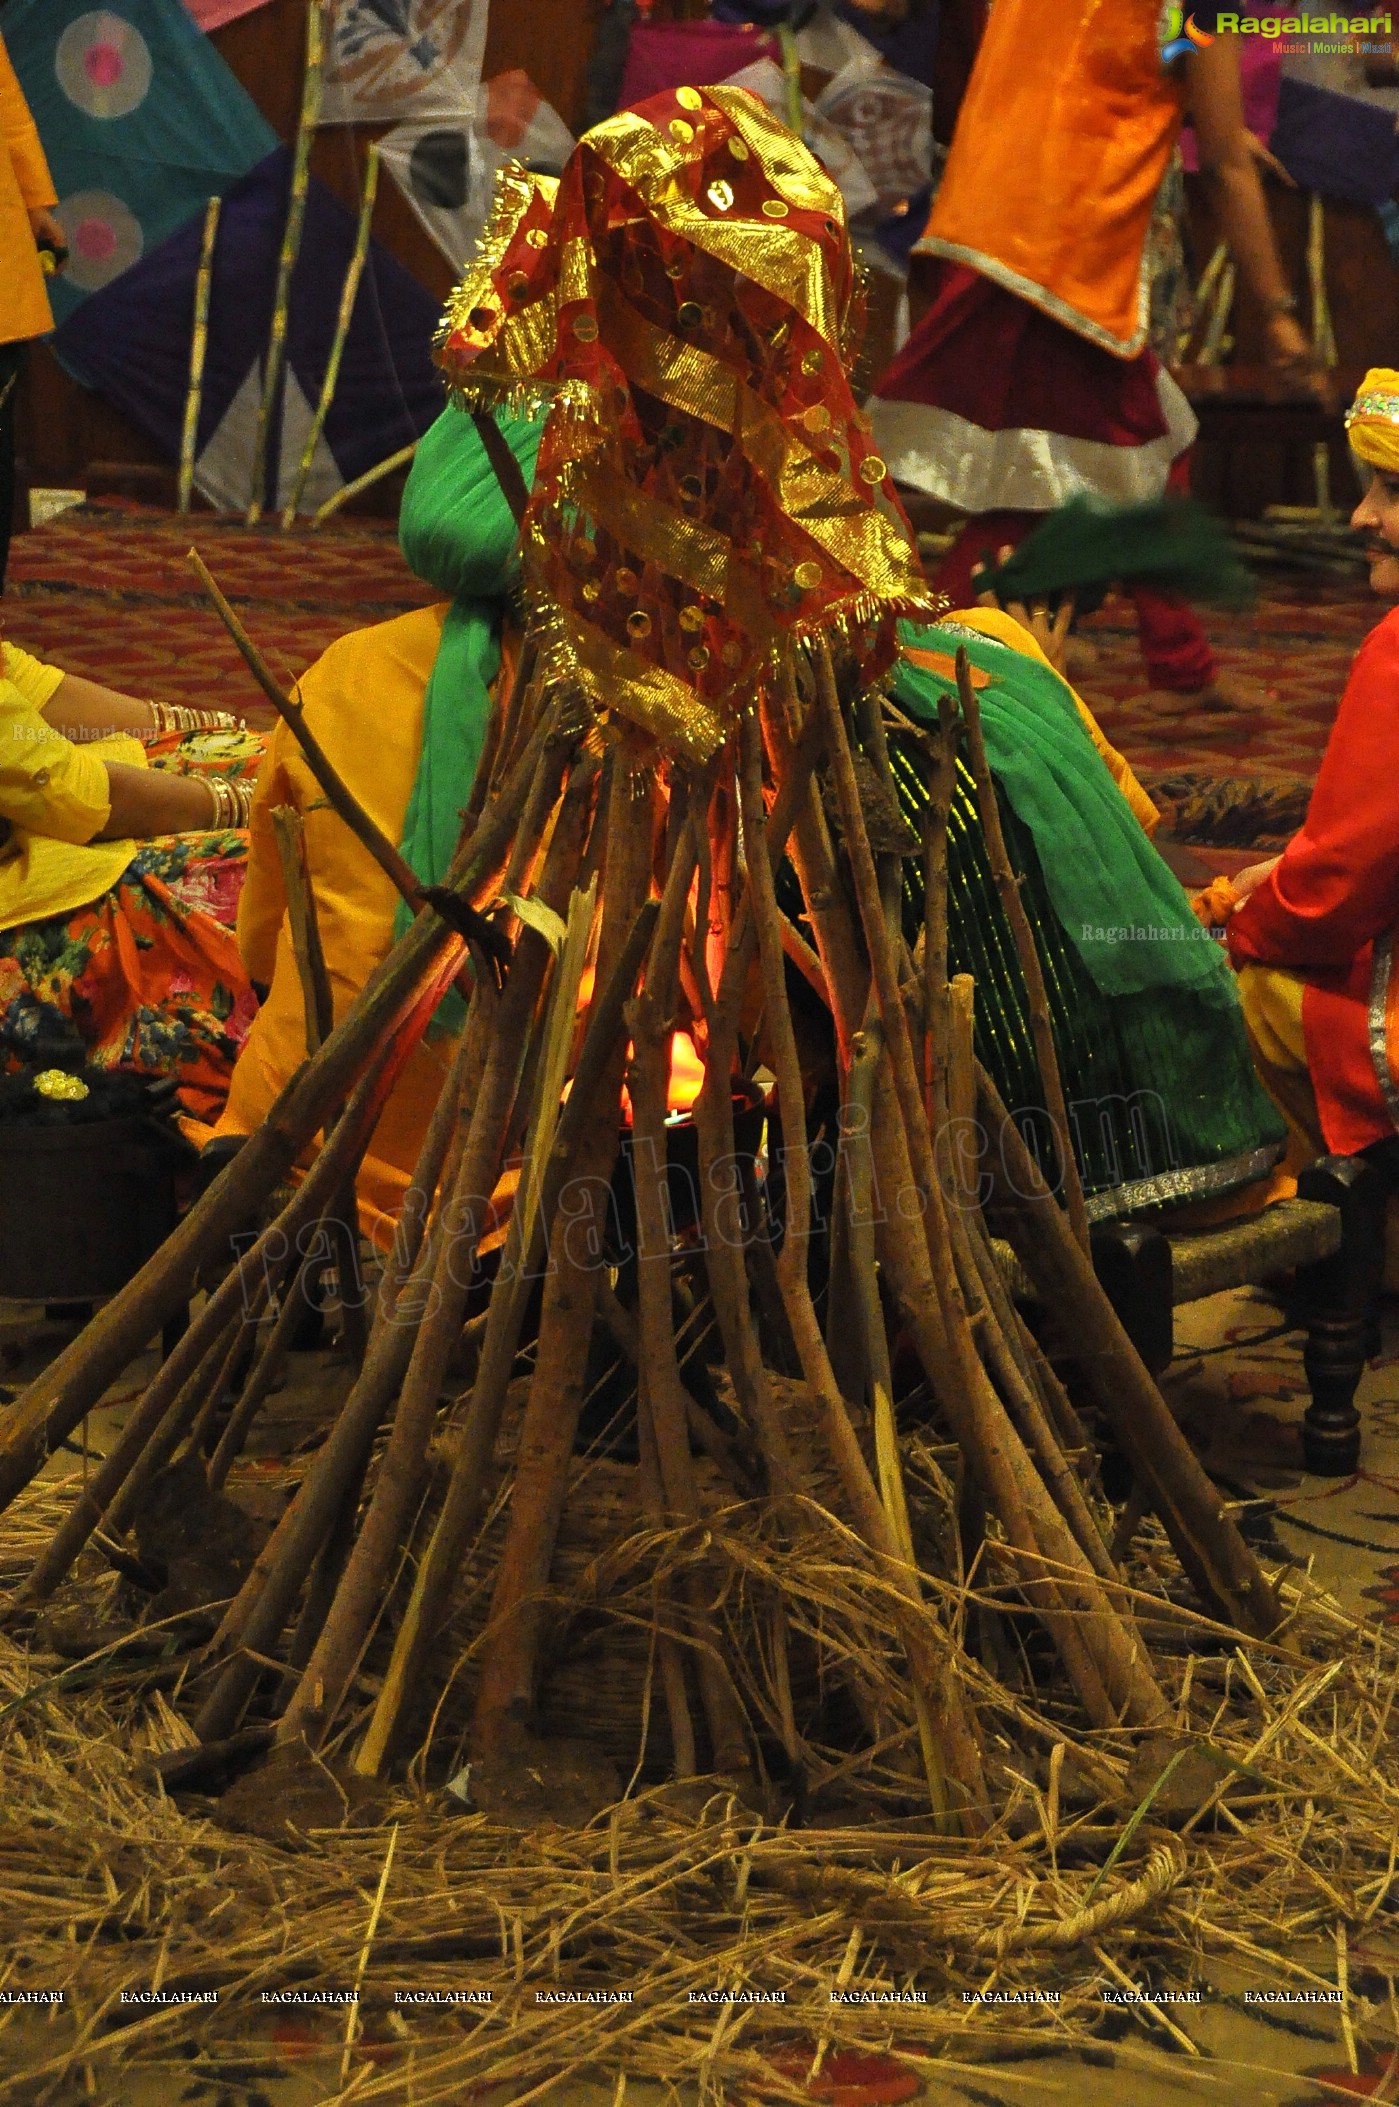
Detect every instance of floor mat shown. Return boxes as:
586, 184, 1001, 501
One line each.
3, 497, 439, 715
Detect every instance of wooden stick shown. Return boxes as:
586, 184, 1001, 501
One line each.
955, 649, 1090, 1253
178, 195, 221, 516
190, 552, 441, 921
12, 1049, 397, 1606
277, 762, 596, 1747
283, 142, 379, 528
354, 878, 646, 1777
626, 805, 750, 1772
977, 1060, 1283, 1639
468, 752, 654, 1757
921, 697, 958, 1121
814, 643, 1164, 1730
738, 707, 988, 1821
247, 0, 327, 525
272, 805, 333, 1050
0, 711, 556, 1515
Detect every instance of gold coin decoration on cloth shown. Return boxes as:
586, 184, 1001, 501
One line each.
762, 198, 789, 219
665, 259, 684, 278
670, 119, 695, 145
728, 136, 749, 160
582, 581, 599, 602
706, 179, 734, 212
803, 404, 831, 433
677, 301, 703, 328
526, 227, 548, 249
794, 560, 822, 590
626, 610, 652, 639
802, 349, 823, 375
33, 1069, 89, 1102
507, 272, 530, 297
676, 86, 703, 111
615, 567, 639, 594
679, 474, 704, 501
688, 645, 710, 670
679, 604, 706, 632
860, 455, 888, 483
721, 640, 743, 667
571, 314, 598, 342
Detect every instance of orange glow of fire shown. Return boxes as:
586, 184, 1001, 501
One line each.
570, 965, 706, 1119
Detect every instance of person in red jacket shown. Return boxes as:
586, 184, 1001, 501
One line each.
1219, 369, 1399, 1168
0, 27, 65, 593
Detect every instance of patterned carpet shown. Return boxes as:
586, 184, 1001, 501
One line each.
1069, 573, 1374, 851
3, 498, 438, 715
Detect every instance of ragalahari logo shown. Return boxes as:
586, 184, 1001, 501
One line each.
1161, 6, 1216, 58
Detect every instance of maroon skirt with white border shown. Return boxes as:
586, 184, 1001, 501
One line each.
868, 261, 1197, 513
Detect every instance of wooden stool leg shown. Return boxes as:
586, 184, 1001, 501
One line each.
1295, 1155, 1387, 1477
1090, 1221, 1174, 1377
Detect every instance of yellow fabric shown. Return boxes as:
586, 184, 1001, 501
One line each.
0, 655, 147, 933
216, 603, 455, 1246
1235, 961, 1321, 1172
2, 641, 62, 712
1345, 366, 1399, 472
0, 31, 56, 346
947, 605, 1160, 835
917, 0, 1182, 357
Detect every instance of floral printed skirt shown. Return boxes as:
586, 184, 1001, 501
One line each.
0, 728, 267, 1123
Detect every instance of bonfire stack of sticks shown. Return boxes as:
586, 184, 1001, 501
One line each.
0, 572, 1285, 1835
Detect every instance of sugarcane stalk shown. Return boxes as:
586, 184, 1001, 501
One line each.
635, 1385, 699, 1778
178, 194, 221, 516
283, 142, 380, 528
247, 0, 327, 525
955, 649, 1090, 1252
312, 441, 418, 529
206, 1256, 318, 1492
977, 1061, 1283, 1638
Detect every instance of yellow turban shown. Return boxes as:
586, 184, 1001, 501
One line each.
1346, 368, 1399, 472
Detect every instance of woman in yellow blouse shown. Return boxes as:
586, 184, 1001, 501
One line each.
0, 638, 265, 1121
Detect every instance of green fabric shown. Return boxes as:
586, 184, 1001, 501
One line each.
893, 620, 1237, 1008
396, 404, 546, 898
883, 621, 1285, 1202
976, 495, 1255, 618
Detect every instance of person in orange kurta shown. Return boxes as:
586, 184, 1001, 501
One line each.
1, 29, 65, 592
1219, 371, 1399, 1168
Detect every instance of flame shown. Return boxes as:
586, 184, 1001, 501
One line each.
568, 965, 706, 1119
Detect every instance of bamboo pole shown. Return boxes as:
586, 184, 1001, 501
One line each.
178, 194, 221, 516
283, 143, 380, 529
955, 651, 1090, 1252
247, 0, 327, 525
